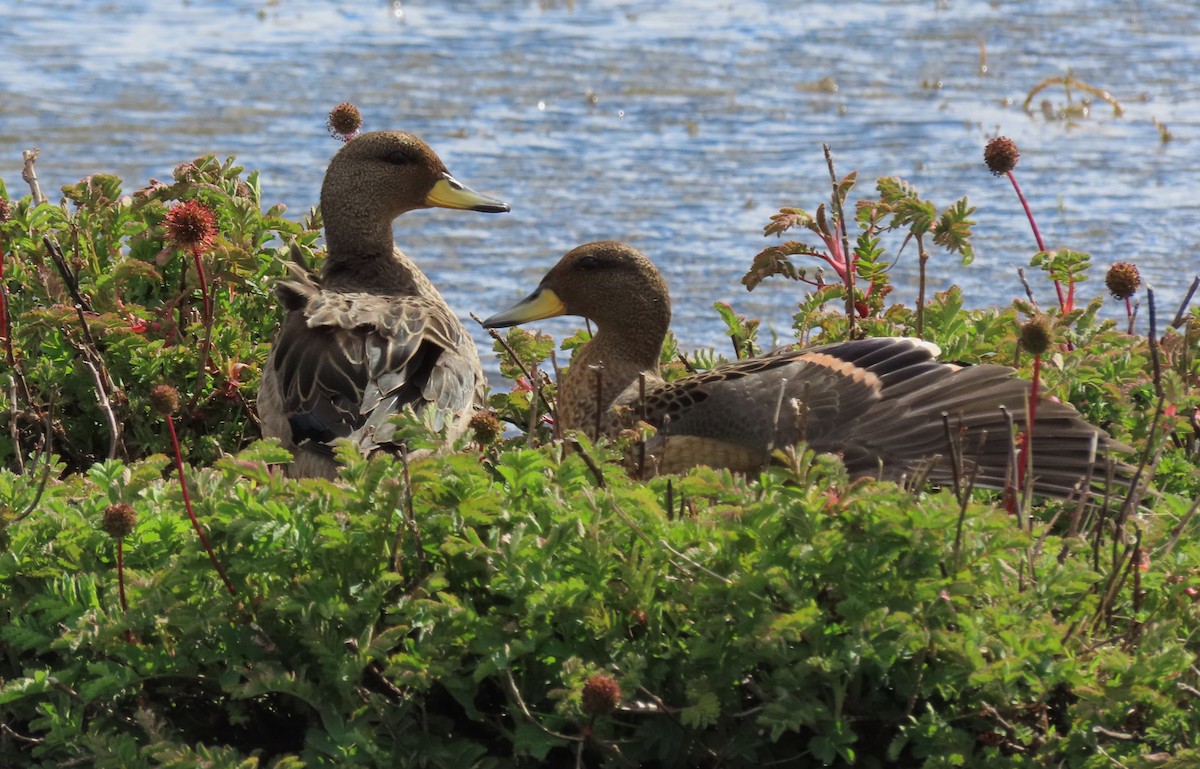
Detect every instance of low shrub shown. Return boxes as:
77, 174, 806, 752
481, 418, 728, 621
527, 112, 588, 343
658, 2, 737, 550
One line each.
1, 140, 1198, 767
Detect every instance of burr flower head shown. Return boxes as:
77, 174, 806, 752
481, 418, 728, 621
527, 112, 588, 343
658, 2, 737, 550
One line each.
102, 503, 138, 538
468, 411, 503, 445
984, 136, 1020, 176
150, 384, 180, 417
1105, 262, 1141, 300
581, 673, 621, 717
165, 200, 217, 252
327, 102, 363, 141
1019, 315, 1053, 356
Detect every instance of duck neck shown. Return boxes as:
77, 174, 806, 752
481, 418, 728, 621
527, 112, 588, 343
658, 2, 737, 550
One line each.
561, 309, 669, 436
320, 209, 431, 294
323, 210, 394, 259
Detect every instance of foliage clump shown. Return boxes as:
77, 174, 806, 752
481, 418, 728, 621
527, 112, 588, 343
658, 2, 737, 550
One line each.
0, 158, 320, 472
0, 142, 1198, 769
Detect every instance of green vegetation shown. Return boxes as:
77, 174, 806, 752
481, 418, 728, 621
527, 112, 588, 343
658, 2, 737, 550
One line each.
1, 143, 1198, 768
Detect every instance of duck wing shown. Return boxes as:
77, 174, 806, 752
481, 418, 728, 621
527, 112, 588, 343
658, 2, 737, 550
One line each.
263, 270, 482, 461
632, 337, 1132, 497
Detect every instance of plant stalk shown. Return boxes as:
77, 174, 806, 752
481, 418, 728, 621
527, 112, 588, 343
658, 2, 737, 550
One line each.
165, 413, 236, 596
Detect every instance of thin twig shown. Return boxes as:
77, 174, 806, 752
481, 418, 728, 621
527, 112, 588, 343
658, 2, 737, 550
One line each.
637, 373, 647, 477
608, 496, 731, 584
503, 664, 581, 743
1158, 494, 1200, 560
44, 236, 93, 313
1016, 267, 1039, 307
592, 365, 604, 440
11, 398, 55, 524
1170, 276, 1199, 329
762, 378, 789, 474
21, 149, 46, 206
1093, 537, 1136, 634
1060, 433, 1097, 564
550, 349, 563, 441
941, 412, 965, 508
567, 436, 606, 489
399, 446, 428, 580
6, 378, 24, 475
916, 235, 928, 338
80, 355, 120, 461
1, 722, 45, 746
470, 313, 556, 417
526, 359, 540, 447
184, 247, 215, 414
1117, 288, 1166, 520
45, 236, 124, 458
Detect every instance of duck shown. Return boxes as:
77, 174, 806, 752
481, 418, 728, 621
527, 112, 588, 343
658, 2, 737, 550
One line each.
259, 130, 509, 478
483, 241, 1135, 498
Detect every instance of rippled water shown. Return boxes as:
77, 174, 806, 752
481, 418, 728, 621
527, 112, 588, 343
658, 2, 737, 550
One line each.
3, 0, 1198, 367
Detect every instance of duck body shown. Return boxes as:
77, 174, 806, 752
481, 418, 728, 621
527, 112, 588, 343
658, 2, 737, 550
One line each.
484, 241, 1134, 498
259, 131, 508, 478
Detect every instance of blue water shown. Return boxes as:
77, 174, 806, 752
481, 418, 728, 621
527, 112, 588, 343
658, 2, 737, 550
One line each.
3, 0, 1198, 365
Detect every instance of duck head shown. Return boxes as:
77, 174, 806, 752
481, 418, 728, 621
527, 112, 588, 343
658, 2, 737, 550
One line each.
320, 130, 509, 228
484, 241, 671, 337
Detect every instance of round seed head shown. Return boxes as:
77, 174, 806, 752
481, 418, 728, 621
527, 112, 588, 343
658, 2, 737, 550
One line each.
327, 102, 363, 141
1019, 315, 1054, 356
468, 411, 503, 445
984, 136, 1020, 176
149, 384, 180, 417
164, 200, 217, 252
102, 503, 138, 538
581, 673, 621, 717
1105, 262, 1141, 300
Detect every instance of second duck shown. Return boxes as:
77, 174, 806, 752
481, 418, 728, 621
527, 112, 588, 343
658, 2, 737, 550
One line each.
484, 241, 1134, 499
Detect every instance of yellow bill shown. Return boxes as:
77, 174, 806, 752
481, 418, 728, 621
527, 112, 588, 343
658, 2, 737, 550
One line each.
482, 288, 566, 328
425, 173, 509, 213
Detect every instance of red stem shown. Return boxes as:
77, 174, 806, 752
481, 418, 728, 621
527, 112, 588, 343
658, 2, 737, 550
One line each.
1020, 353, 1043, 494
165, 413, 237, 596
1007, 170, 1066, 311
117, 537, 128, 612
190, 247, 213, 402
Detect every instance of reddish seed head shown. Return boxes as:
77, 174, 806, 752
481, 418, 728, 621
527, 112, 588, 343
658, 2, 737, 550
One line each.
149, 384, 180, 417
984, 136, 1020, 176
1019, 315, 1053, 356
164, 200, 217, 252
581, 673, 621, 717
0, 195, 11, 223
327, 102, 363, 141
102, 502, 138, 538
1105, 262, 1141, 300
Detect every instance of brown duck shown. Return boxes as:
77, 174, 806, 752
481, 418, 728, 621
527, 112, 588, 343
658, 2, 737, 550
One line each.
484, 241, 1134, 498
259, 131, 509, 478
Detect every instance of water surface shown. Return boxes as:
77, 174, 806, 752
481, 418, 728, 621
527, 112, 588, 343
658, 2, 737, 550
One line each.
2, 0, 1197, 367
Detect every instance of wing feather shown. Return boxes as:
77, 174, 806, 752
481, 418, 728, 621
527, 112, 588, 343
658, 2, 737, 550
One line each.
261, 287, 483, 458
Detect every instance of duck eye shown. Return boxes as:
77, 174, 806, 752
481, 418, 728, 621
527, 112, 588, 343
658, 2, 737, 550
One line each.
577, 255, 601, 270
384, 147, 421, 166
